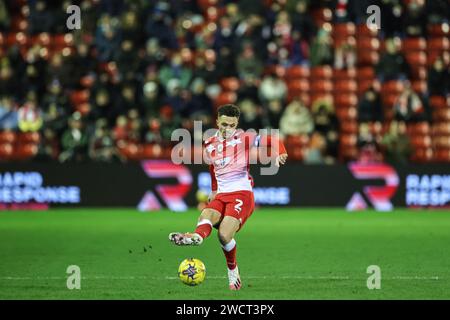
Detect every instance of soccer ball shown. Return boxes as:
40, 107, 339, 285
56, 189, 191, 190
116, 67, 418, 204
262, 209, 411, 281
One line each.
178, 258, 206, 286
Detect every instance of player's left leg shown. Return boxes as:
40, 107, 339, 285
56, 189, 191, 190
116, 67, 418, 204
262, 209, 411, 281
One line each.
218, 216, 241, 290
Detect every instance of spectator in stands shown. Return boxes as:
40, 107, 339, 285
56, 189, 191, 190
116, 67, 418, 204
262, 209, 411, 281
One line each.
357, 123, 383, 163
95, 15, 122, 62
89, 88, 113, 125
158, 105, 181, 142
311, 98, 338, 135
139, 81, 162, 119
36, 128, 59, 161
287, 0, 316, 42
143, 117, 163, 144
185, 78, 213, 118
259, 72, 288, 103
0, 96, 18, 130
303, 132, 326, 164
88, 123, 117, 162
42, 79, 69, 113
425, 0, 450, 24
18, 95, 43, 132
310, 27, 333, 66
113, 115, 128, 141
213, 47, 235, 80
288, 30, 309, 65
236, 44, 264, 80
28, 1, 55, 34
394, 82, 428, 123
263, 99, 284, 129
159, 53, 192, 90
428, 57, 449, 96
379, 0, 404, 38
213, 16, 236, 51
42, 102, 68, 137
334, 37, 357, 70
114, 40, 140, 79
280, 97, 314, 136
0, 57, 19, 98
357, 86, 383, 123
239, 99, 264, 131
376, 38, 411, 82
237, 75, 260, 104
311, 98, 339, 161
403, 0, 427, 37
381, 120, 412, 164
145, 6, 178, 49
0, 0, 10, 31
59, 113, 88, 162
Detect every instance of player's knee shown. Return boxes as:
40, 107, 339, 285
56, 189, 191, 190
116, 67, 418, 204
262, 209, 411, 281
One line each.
218, 229, 232, 244
199, 209, 214, 221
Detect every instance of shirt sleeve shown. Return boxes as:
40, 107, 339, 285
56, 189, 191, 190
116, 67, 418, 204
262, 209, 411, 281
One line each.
209, 164, 217, 192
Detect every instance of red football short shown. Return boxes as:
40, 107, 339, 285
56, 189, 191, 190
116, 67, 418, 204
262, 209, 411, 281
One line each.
204, 190, 255, 231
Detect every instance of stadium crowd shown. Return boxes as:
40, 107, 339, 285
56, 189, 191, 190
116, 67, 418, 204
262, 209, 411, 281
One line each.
0, 0, 449, 164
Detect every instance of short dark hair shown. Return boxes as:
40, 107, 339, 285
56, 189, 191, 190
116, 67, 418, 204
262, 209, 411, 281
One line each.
217, 104, 240, 118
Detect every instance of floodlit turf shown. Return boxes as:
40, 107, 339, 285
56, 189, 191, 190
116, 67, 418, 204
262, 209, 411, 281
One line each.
0, 208, 449, 300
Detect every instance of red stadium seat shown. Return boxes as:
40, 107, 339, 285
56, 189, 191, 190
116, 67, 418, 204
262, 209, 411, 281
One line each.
334, 80, 357, 93
13, 144, 38, 160
357, 37, 380, 51
285, 65, 310, 79
382, 80, 404, 94
428, 23, 450, 37
214, 91, 237, 108
356, 67, 375, 80
335, 93, 358, 107
0, 143, 13, 160
287, 79, 310, 93
310, 66, 333, 79
407, 122, 430, 135
220, 77, 240, 92
402, 38, 426, 52
405, 52, 427, 66
333, 68, 356, 81
0, 131, 16, 144
429, 95, 448, 109
311, 80, 333, 93
340, 134, 357, 147
357, 50, 379, 66
356, 23, 379, 37
434, 149, 450, 162
411, 148, 433, 163
410, 135, 432, 149
428, 38, 450, 51
340, 121, 358, 134
70, 90, 90, 106
336, 106, 357, 121
17, 132, 40, 144
433, 109, 450, 122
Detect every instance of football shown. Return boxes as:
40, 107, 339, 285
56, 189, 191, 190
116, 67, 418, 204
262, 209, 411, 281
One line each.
178, 258, 206, 286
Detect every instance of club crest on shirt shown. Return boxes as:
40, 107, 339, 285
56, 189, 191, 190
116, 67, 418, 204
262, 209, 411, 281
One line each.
215, 156, 231, 168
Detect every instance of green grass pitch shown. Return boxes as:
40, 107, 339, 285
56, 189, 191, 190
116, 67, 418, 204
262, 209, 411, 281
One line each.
0, 208, 449, 300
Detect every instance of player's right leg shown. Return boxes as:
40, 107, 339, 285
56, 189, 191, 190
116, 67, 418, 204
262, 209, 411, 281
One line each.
169, 208, 222, 246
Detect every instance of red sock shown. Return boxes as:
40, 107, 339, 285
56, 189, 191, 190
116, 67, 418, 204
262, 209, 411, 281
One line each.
194, 219, 212, 239
221, 239, 237, 270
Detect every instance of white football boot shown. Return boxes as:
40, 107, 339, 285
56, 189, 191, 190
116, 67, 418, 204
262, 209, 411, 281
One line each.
228, 265, 242, 290
168, 232, 203, 246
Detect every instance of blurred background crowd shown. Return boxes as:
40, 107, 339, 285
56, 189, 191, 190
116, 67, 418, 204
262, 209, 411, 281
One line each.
0, 0, 449, 164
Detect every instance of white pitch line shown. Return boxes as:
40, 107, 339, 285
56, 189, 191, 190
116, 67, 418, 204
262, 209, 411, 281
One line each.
0, 275, 441, 280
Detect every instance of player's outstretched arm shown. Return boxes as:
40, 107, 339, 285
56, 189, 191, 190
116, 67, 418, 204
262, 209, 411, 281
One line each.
258, 134, 288, 167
